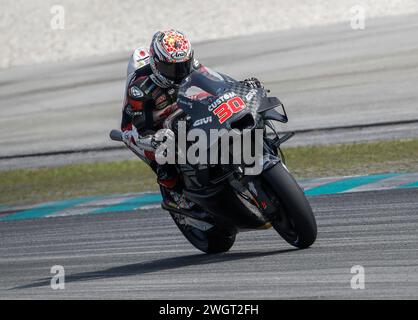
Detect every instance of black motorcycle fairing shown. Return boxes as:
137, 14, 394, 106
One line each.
258, 97, 288, 123
183, 183, 268, 230
177, 68, 267, 133
177, 69, 289, 133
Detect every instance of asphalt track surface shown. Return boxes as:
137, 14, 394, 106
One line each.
1, 188, 417, 299
1, 14, 418, 167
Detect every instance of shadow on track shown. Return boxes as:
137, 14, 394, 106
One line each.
11, 248, 297, 290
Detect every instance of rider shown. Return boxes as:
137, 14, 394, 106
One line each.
120, 29, 262, 208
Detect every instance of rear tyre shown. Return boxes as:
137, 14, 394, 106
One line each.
262, 163, 317, 248
170, 212, 236, 254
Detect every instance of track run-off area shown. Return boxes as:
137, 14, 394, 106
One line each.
1, 173, 418, 222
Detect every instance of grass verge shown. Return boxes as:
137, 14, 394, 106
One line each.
1, 139, 417, 206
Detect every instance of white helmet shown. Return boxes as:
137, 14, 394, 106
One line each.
149, 29, 194, 88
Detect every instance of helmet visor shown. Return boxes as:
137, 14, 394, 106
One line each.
155, 58, 193, 83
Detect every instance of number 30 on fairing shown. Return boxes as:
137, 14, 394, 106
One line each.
213, 97, 246, 124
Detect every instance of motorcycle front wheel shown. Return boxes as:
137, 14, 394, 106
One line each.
261, 163, 317, 249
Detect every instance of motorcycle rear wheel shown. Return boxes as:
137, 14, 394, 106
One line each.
170, 212, 236, 254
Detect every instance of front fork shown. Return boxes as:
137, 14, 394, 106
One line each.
244, 176, 278, 221
235, 138, 283, 222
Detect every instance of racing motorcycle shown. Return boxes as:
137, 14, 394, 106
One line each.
110, 68, 317, 254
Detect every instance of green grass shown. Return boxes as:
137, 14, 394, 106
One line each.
0, 160, 157, 206
1, 139, 417, 206
283, 138, 418, 178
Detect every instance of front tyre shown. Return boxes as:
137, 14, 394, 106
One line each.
170, 212, 236, 254
262, 163, 317, 248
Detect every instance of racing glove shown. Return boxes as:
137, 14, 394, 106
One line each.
122, 128, 139, 148
122, 128, 155, 160
122, 127, 175, 161
241, 77, 263, 89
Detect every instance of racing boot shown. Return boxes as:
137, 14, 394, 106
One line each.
156, 164, 195, 210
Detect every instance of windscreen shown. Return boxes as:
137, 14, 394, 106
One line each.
178, 67, 232, 105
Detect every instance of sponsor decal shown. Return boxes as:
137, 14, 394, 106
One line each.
138, 49, 148, 58
168, 88, 176, 96
193, 59, 200, 69
144, 81, 156, 95
134, 48, 150, 68
213, 96, 246, 124
152, 87, 162, 98
126, 105, 143, 117
155, 100, 170, 110
155, 94, 167, 105
193, 116, 212, 127
245, 89, 258, 102
208, 92, 237, 112
130, 86, 144, 99
177, 97, 194, 108
171, 51, 187, 59
158, 104, 176, 118
188, 92, 212, 101
137, 60, 147, 68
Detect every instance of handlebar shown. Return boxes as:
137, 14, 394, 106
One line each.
109, 129, 123, 142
